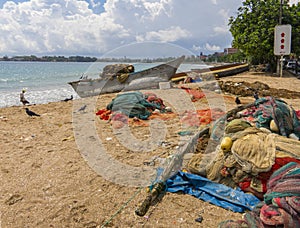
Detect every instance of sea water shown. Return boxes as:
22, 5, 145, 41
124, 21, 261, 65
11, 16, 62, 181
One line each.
0, 61, 209, 108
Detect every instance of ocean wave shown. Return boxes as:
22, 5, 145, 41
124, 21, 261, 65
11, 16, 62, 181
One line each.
0, 86, 79, 108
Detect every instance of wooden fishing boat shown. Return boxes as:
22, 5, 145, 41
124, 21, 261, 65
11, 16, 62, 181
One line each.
68, 56, 185, 98
171, 63, 249, 83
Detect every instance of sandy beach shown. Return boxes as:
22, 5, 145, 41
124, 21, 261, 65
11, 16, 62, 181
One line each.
1, 71, 300, 228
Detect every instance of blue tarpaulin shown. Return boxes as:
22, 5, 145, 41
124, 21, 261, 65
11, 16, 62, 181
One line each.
166, 171, 261, 213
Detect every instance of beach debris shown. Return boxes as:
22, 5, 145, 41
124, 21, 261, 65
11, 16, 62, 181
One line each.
25, 108, 40, 117
195, 215, 203, 223
24, 135, 36, 141
62, 95, 73, 102
78, 104, 87, 112
218, 80, 300, 99
0, 116, 8, 121
62, 135, 74, 141
289, 133, 299, 140
177, 130, 194, 136
143, 160, 155, 166
5, 194, 23, 205
164, 106, 172, 112
135, 181, 166, 216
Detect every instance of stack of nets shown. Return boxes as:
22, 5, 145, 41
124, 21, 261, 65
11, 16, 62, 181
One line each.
100, 64, 134, 82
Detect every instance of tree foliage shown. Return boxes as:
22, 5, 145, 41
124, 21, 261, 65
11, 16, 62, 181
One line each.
205, 51, 247, 63
286, 3, 300, 57
229, 0, 300, 69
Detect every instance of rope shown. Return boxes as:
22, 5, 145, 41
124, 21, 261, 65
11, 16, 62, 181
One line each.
101, 187, 143, 227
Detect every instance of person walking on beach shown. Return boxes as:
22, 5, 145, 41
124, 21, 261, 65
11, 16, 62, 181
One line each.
20, 89, 30, 105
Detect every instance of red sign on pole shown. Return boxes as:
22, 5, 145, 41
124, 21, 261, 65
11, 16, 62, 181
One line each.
274, 24, 291, 55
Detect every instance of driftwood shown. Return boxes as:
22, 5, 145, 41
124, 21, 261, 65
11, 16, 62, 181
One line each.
135, 181, 166, 216
135, 100, 267, 216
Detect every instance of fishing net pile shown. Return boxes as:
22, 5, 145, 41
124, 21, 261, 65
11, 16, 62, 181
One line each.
96, 91, 169, 129
186, 96, 300, 226
100, 64, 135, 83
189, 97, 300, 193
219, 162, 300, 227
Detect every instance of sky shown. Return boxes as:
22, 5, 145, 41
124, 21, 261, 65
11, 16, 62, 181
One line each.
0, 0, 299, 58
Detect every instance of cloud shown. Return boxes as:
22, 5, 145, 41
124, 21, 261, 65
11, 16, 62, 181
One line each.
0, 0, 129, 55
143, 0, 173, 20
205, 43, 221, 52
289, 0, 300, 5
0, 0, 243, 56
212, 9, 231, 34
102, 41, 194, 59
89, 0, 101, 8
192, 45, 201, 52
136, 26, 191, 42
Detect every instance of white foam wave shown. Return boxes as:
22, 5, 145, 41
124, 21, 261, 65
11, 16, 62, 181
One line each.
0, 86, 79, 108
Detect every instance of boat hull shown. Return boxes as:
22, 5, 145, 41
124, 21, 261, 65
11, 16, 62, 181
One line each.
171, 63, 250, 82
68, 56, 185, 98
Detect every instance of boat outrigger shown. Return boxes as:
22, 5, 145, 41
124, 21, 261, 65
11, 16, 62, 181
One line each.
68, 55, 185, 98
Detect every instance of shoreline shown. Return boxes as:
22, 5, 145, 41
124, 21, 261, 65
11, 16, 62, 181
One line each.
1, 71, 299, 111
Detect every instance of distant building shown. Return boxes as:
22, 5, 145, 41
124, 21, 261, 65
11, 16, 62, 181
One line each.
216, 52, 225, 57
224, 48, 239, 55
199, 55, 207, 61
199, 52, 208, 60
200, 47, 240, 62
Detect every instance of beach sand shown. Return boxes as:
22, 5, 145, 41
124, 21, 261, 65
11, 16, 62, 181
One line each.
1, 71, 300, 227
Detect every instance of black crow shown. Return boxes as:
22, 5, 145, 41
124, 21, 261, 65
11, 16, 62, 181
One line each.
25, 108, 40, 117
235, 96, 241, 105
63, 95, 73, 102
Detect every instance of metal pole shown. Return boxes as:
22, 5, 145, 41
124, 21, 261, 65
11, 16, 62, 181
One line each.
279, 0, 283, 25
280, 55, 283, 77
277, 0, 283, 76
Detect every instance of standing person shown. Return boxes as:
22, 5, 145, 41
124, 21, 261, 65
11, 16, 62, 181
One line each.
254, 91, 259, 100
20, 89, 30, 105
